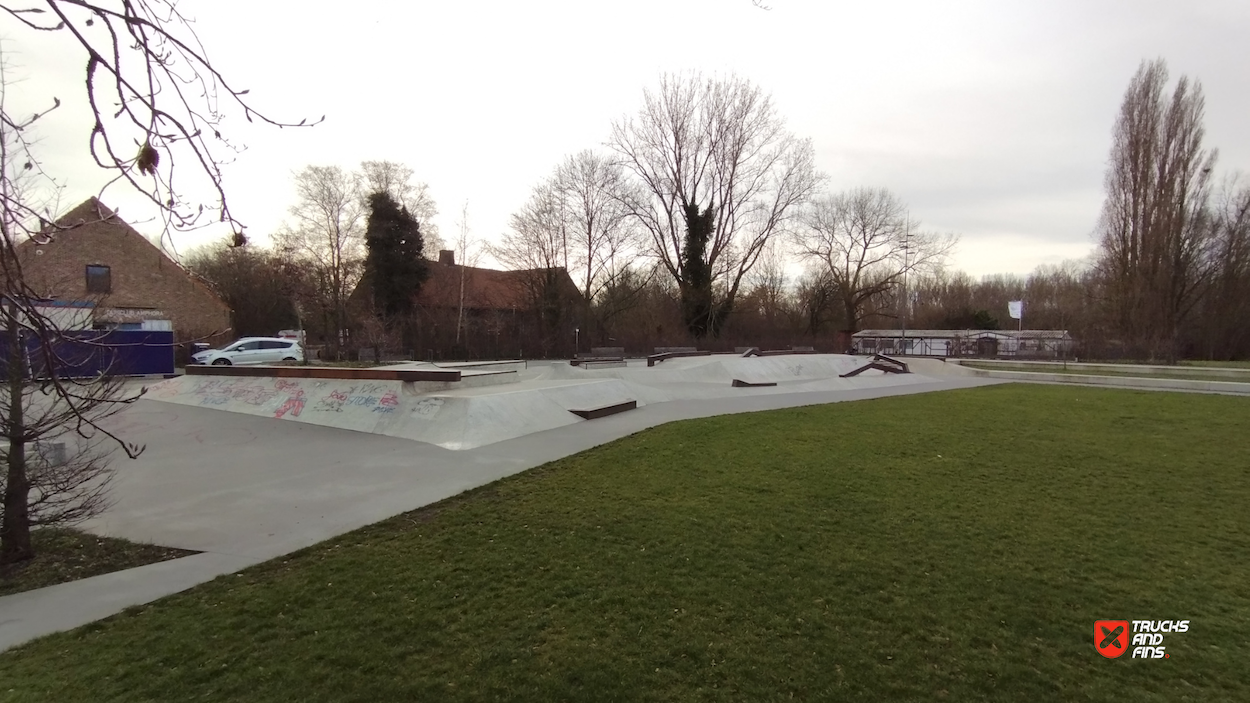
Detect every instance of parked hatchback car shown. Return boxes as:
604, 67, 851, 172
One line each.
190, 337, 305, 366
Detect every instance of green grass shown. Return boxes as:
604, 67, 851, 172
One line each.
1179, 360, 1250, 369
1, 385, 1248, 702
0, 529, 195, 597
960, 361, 1248, 382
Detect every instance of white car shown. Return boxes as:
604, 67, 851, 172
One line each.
191, 337, 305, 366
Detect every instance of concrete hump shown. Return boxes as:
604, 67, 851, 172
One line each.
144, 374, 643, 451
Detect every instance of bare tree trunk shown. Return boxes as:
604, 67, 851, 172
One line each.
2, 303, 32, 566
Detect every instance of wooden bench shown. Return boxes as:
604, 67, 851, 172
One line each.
569, 400, 637, 420
580, 359, 627, 369
570, 356, 626, 366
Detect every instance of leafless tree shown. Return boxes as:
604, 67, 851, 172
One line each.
0, 2, 311, 565
1095, 58, 1216, 362
494, 150, 646, 342
1, 0, 319, 244
792, 188, 956, 333
452, 202, 481, 345
554, 151, 640, 303
273, 166, 364, 355
609, 72, 821, 338
1198, 174, 1250, 358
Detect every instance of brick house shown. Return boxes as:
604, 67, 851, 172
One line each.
17, 198, 232, 344
348, 249, 584, 358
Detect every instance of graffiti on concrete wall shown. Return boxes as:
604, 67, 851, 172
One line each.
171, 377, 410, 420
312, 382, 391, 413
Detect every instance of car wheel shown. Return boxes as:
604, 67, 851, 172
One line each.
282, 357, 297, 362
211, 358, 232, 366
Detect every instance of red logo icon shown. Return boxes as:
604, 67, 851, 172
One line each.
1095, 620, 1130, 658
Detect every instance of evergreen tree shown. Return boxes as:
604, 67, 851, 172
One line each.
364, 191, 428, 324
680, 200, 726, 338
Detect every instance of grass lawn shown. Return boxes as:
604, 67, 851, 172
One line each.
1179, 359, 1250, 369
959, 361, 1249, 382
1, 384, 1248, 702
0, 529, 195, 597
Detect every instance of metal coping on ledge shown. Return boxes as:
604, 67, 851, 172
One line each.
184, 365, 463, 382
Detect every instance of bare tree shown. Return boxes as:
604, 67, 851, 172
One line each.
273, 166, 364, 355
359, 160, 443, 257
492, 184, 573, 355
792, 188, 956, 333
609, 72, 821, 338
552, 151, 640, 303
184, 238, 298, 337
1095, 59, 1216, 362
495, 150, 646, 343
1, 0, 318, 243
452, 202, 481, 346
1198, 174, 1250, 359
0, 3, 310, 565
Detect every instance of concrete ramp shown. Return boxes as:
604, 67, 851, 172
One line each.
146, 374, 640, 451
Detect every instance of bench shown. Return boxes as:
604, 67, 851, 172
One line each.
570, 356, 626, 366
731, 379, 777, 387
569, 400, 637, 420
579, 359, 627, 369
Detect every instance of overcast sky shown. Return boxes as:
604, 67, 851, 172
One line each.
6, 0, 1249, 278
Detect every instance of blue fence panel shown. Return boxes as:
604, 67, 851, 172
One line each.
0, 330, 175, 380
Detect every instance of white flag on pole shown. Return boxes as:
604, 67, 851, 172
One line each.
1008, 300, 1024, 320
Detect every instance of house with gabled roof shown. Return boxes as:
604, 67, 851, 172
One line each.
15, 198, 232, 344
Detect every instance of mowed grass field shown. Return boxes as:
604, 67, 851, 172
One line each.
1, 384, 1248, 702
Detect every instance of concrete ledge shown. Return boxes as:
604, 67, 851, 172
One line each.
732, 379, 777, 387
962, 368, 1250, 394
569, 400, 637, 420
186, 365, 462, 382
647, 350, 711, 366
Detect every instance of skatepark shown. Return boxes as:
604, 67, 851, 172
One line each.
142, 354, 952, 450
0, 353, 997, 649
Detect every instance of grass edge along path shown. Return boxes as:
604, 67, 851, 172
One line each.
0, 384, 1247, 702
0, 529, 196, 598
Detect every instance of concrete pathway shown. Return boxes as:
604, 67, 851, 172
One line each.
0, 375, 1001, 651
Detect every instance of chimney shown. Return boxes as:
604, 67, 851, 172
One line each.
439, 249, 455, 265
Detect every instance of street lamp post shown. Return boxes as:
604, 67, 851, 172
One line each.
901, 215, 910, 355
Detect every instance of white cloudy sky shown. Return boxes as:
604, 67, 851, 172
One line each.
5, 0, 1249, 277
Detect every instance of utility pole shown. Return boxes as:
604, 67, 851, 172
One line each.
901, 213, 910, 355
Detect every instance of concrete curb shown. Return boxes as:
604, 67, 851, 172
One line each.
0, 552, 262, 651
